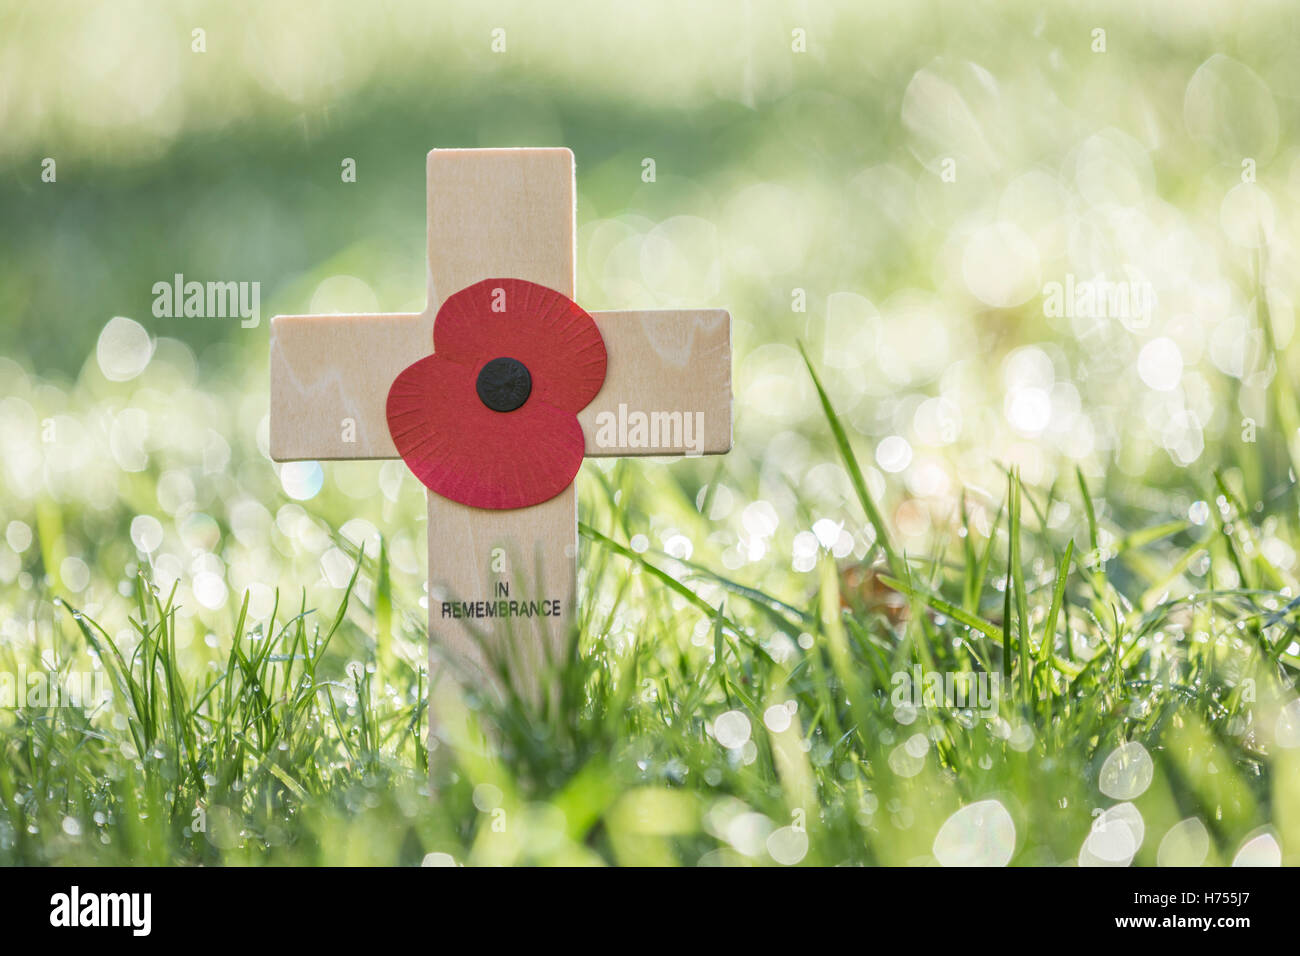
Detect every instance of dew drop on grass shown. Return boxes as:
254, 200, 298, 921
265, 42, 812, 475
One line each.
1274, 699, 1300, 748
193, 571, 228, 610
1184, 54, 1278, 163
5, 520, 32, 553
933, 799, 1016, 867
472, 783, 503, 812
875, 435, 913, 473
663, 533, 692, 560
96, 316, 153, 382
1137, 337, 1183, 392
1232, 832, 1281, 867
1008, 723, 1034, 752
60, 557, 90, 593
1156, 817, 1209, 867
766, 826, 809, 865
811, 517, 842, 549
279, 461, 324, 501
725, 812, 773, 857
713, 710, 752, 749
763, 704, 792, 733
888, 736, 927, 778
130, 514, 164, 553
1079, 803, 1144, 867
1098, 741, 1154, 801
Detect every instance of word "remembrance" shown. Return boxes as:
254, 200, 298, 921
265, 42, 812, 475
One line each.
440, 599, 563, 619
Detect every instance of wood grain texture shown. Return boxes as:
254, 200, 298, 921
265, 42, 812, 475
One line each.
426, 485, 576, 706
269, 312, 423, 460
425, 148, 576, 308
580, 308, 732, 456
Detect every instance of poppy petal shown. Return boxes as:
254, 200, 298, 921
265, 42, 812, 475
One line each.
386, 353, 584, 510
432, 278, 607, 412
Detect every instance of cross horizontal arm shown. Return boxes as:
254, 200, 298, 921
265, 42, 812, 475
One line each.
269, 311, 425, 461
579, 308, 731, 457
269, 308, 731, 461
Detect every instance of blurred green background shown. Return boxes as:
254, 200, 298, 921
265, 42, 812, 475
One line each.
6, 1, 1300, 506
3, 0, 1300, 866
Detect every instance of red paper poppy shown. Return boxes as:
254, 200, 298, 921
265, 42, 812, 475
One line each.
386, 278, 607, 510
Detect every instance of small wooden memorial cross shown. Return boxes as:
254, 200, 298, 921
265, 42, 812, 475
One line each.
269, 148, 731, 731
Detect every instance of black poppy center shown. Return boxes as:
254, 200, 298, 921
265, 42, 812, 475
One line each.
476, 356, 532, 412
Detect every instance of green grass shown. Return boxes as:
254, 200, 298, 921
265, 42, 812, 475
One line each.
2, 349, 1298, 866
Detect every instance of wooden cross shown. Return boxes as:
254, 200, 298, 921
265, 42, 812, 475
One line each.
268, 148, 731, 734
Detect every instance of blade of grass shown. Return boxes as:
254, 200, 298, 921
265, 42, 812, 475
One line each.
1009, 470, 1031, 706
1038, 539, 1074, 669
798, 341, 902, 579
